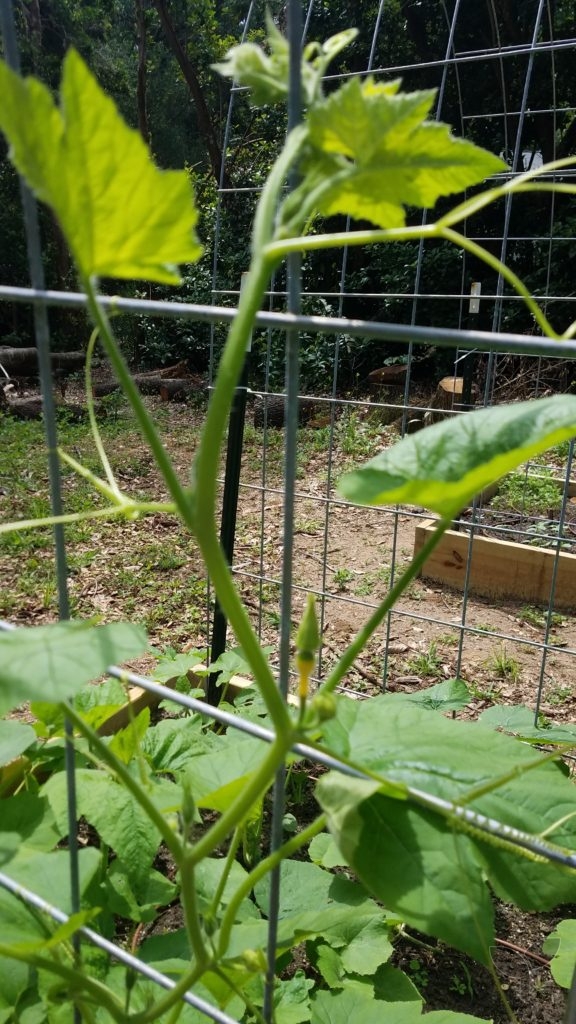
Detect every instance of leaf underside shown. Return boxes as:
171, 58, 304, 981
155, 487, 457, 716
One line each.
338, 395, 576, 517
0, 51, 202, 283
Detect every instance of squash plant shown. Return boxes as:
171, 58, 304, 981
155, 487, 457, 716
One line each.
1, 22, 576, 1024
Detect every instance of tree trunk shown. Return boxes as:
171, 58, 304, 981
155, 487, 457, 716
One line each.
135, 0, 150, 144
151, 0, 229, 187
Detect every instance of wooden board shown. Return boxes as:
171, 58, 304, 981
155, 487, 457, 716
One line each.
414, 512, 576, 609
97, 667, 298, 736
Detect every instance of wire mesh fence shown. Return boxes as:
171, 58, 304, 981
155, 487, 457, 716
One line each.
1, 0, 576, 1021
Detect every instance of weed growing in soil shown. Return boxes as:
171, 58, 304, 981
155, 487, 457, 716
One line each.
488, 645, 522, 683
2, 24, 576, 1024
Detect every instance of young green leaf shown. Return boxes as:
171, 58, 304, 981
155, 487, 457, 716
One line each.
213, 16, 357, 108
0, 51, 202, 283
338, 395, 576, 517
0, 621, 147, 716
543, 919, 576, 988
0, 720, 37, 768
282, 77, 505, 231
43, 769, 167, 888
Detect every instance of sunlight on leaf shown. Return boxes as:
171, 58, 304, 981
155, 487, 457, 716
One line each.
338, 396, 576, 517
0, 621, 147, 716
291, 77, 505, 229
0, 51, 202, 283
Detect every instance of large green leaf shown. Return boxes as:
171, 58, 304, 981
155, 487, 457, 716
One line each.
142, 717, 218, 774
0, 794, 59, 852
253, 859, 368, 918
0, 720, 37, 767
183, 736, 272, 811
43, 769, 164, 887
479, 704, 576, 744
103, 861, 177, 923
391, 679, 471, 713
316, 697, 576, 959
0, 621, 146, 716
1, 846, 101, 921
316, 775, 494, 964
311, 987, 489, 1024
295, 77, 505, 230
0, 51, 202, 283
338, 396, 576, 517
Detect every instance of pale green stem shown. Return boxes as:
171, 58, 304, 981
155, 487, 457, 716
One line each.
437, 155, 576, 229
264, 223, 438, 260
0, 945, 125, 1021
82, 274, 192, 514
87, 271, 292, 729
458, 748, 567, 806
84, 325, 122, 496
185, 732, 297, 868
190, 249, 293, 732
179, 858, 210, 970
0, 500, 176, 537
217, 813, 327, 958
129, 961, 208, 1024
439, 226, 559, 339
58, 448, 132, 506
252, 124, 308, 251
65, 705, 184, 863
193, 520, 291, 733
206, 827, 242, 921
320, 517, 453, 695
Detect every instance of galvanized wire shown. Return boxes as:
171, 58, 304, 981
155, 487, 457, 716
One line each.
3, 285, 576, 356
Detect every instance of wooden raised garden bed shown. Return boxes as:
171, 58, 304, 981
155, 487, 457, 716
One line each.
413, 477, 576, 609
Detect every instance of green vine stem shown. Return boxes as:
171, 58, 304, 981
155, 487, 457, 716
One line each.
319, 517, 453, 695
217, 813, 327, 958
206, 826, 242, 921
84, 324, 122, 497
186, 732, 298, 869
0, 944, 126, 1022
82, 275, 191, 514
178, 859, 210, 970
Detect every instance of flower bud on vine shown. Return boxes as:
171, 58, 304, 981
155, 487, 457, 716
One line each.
295, 594, 320, 705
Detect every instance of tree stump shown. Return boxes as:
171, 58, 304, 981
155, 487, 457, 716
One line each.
424, 376, 465, 426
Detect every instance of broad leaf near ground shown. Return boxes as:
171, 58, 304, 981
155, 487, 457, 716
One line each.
0, 720, 37, 767
390, 678, 471, 713
479, 704, 576, 744
311, 986, 489, 1024
316, 775, 494, 964
43, 769, 163, 888
315, 696, 576, 960
0, 621, 147, 716
0, 51, 202, 283
543, 919, 576, 987
338, 396, 576, 518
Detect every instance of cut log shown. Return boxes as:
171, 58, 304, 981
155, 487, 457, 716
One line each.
368, 364, 408, 386
0, 346, 86, 377
0, 393, 86, 421
253, 394, 319, 428
159, 379, 204, 401
92, 363, 201, 399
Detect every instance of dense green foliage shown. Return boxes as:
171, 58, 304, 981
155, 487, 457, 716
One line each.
1, 0, 575, 384
1, 16, 576, 1022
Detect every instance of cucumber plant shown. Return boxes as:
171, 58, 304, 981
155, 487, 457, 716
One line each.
1, 21, 576, 1023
